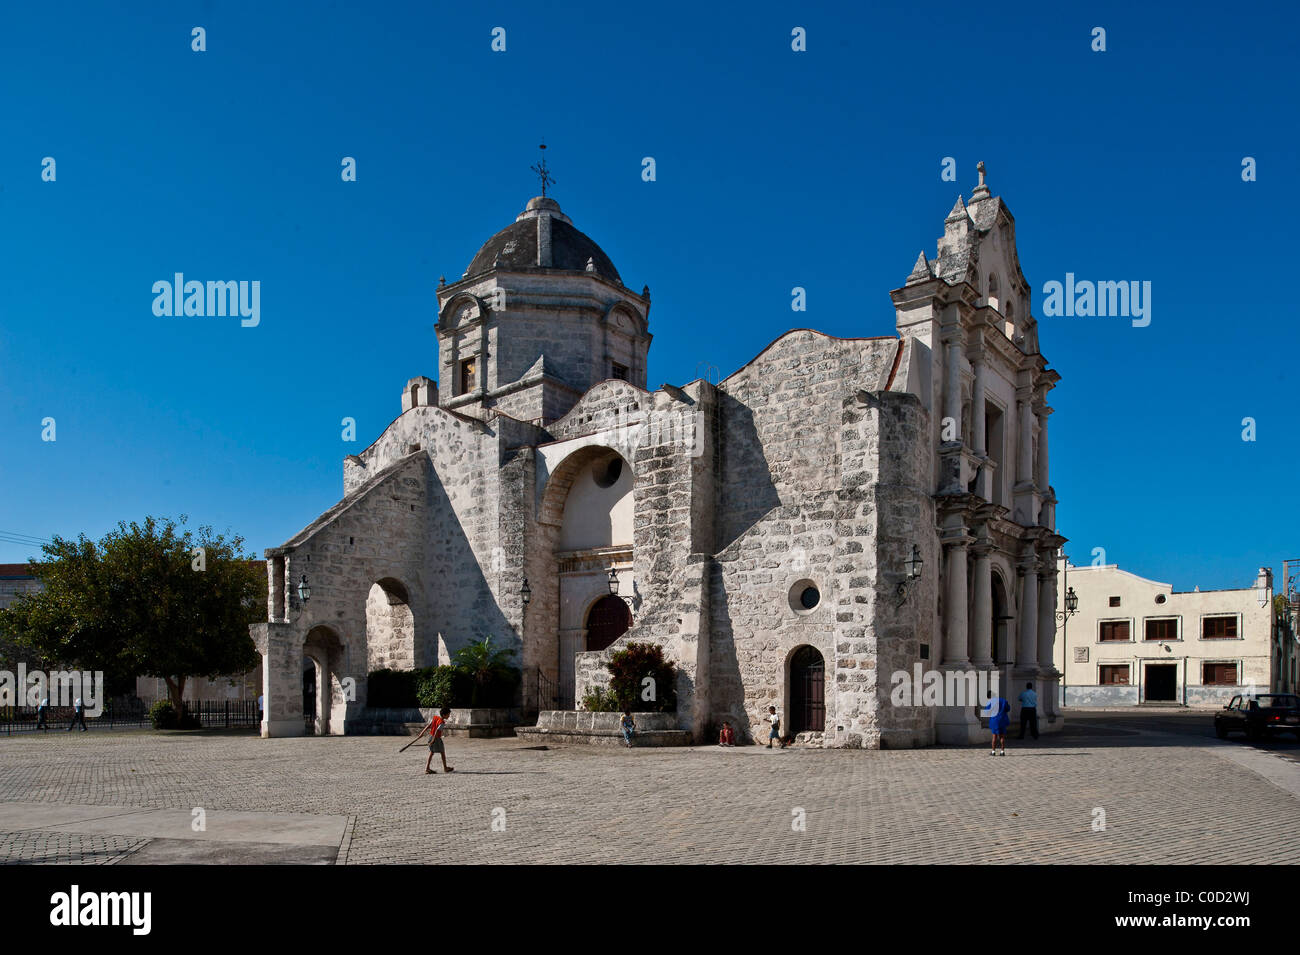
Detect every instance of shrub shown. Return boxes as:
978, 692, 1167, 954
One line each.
416, 666, 472, 709
579, 686, 620, 712
149, 699, 179, 729
607, 642, 677, 713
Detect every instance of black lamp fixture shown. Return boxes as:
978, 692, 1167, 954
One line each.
520, 577, 532, 608
896, 545, 923, 607
608, 567, 634, 605
1057, 586, 1078, 622
297, 575, 311, 604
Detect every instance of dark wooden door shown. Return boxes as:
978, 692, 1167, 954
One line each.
1145, 664, 1177, 702
790, 645, 826, 734
586, 596, 632, 652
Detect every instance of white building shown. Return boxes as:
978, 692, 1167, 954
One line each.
1054, 560, 1275, 706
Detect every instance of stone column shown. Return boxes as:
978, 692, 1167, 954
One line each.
1017, 391, 1034, 486
1036, 407, 1051, 492
971, 355, 987, 456
943, 331, 963, 444
943, 538, 970, 666
970, 540, 993, 667
1017, 555, 1039, 670
1037, 557, 1058, 674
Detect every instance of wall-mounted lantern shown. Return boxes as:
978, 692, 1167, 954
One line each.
608, 567, 634, 606
1056, 586, 1077, 623
896, 545, 923, 607
297, 575, 312, 604
521, 577, 532, 608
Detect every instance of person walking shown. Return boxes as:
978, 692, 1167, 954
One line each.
67, 697, 88, 732
988, 695, 1010, 756
35, 697, 50, 731
1018, 682, 1039, 740
765, 705, 785, 748
421, 706, 454, 774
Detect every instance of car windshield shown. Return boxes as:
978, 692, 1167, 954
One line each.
1251, 695, 1299, 708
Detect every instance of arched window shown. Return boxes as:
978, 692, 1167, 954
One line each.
987, 273, 1001, 311
409, 384, 419, 408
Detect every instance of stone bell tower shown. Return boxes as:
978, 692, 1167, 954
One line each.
433, 192, 652, 427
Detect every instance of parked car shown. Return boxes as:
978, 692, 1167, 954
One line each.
1214, 694, 1300, 740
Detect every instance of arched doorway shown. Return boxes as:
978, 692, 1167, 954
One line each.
303, 626, 345, 736
302, 664, 317, 734
789, 645, 826, 735
586, 595, 632, 652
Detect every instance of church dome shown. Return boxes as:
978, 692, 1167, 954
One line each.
465, 197, 621, 283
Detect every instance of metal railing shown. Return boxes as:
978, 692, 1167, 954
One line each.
1, 698, 260, 735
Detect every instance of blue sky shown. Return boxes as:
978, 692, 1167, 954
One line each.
0, 0, 1296, 593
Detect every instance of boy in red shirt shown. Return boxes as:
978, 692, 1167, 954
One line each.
422, 706, 455, 775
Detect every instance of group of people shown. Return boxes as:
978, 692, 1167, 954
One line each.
32, 697, 89, 732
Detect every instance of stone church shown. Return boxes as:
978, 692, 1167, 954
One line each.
252, 164, 1065, 747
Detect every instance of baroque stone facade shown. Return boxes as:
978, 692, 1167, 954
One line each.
252, 168, 1065, 747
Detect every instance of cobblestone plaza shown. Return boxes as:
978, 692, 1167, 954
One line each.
1, 712, 1296, 865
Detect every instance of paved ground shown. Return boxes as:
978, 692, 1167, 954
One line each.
0, 709, 1296, 864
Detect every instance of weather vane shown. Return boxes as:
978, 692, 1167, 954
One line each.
531, 141, 555, 198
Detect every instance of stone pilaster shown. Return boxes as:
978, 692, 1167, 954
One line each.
970, 536, 993, 667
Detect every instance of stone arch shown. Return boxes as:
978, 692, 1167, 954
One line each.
539, 445, 634, 547
303, 625, 347, 736
366, 577, 415, 671
786, 644, 827, 737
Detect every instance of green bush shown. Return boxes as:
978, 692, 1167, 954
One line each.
579, 686, 620, 712
416, 666, 472, 709
149, 699, 179, 729
368, 640, 523, 710
607, 642, 677, 713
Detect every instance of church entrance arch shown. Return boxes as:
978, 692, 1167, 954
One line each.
586, 595, 632, 652
303, 626, 345, 736
789, 645, 826, 735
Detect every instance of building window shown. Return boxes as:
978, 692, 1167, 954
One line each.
1203, 615, 1238, 639
1144, 618, 1178, 642
1099, 620, 1130, 642
611, 362, 629, 381
1099, 664, 1130, 685
1203, 662, 1238, 685
1108, 596, 1121, 607
459, 357, 477, 395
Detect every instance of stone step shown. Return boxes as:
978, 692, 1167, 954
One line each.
513, 725, 692, 747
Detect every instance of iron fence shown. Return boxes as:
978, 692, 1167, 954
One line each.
1, 697, 260, 735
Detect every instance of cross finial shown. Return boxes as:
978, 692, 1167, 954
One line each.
531, 142, 555, 198
977, 161, 986, 187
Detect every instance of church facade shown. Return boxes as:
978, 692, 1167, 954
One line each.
251, 167, 1065, 747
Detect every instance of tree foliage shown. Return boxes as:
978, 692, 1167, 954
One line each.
0, 516, 262, 713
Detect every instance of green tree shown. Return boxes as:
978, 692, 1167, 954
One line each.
0, 516, 262, 714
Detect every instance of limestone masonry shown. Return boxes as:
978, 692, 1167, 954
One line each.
251, 169, 1065, 747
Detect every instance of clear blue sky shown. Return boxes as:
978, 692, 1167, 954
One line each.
1, 0, 1296, 593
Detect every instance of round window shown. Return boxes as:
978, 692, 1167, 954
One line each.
592, 456, 623, 489
1155, 594, 1167, 604
788, 579, 821, 614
